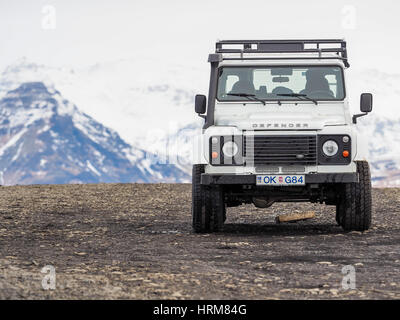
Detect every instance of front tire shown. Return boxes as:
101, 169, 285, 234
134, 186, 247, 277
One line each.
204, 186, 225, 232
192, 165, 225, 233
336, 161, 372, 231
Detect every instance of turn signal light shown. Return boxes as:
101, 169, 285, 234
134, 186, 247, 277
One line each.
342, 150, 349, 158
211, 151, 218, 159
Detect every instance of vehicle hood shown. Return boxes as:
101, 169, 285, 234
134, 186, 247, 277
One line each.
214, 103, 347, 131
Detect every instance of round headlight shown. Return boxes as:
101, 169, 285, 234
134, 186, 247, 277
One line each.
222, 141, 239, 157
322, 140, 339, 157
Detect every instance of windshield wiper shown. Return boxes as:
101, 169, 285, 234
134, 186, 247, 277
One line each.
227, 93, 266, 105
277, 93, 318, 105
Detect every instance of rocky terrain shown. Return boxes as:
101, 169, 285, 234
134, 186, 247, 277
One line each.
0, 184, 399, 299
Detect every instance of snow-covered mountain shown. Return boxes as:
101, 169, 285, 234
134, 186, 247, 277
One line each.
347, 69, 400, 187
0, 57, 207, 149
0, 82, 189, 185
356, 115, 400, 187
0, 58, 399, 186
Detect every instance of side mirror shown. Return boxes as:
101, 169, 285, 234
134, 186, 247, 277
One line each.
353, 93, 373, 123
195, 94, 207, 115
360, 93, 373, 112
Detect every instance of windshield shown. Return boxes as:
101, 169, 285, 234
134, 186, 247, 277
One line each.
217, 66, 345, 102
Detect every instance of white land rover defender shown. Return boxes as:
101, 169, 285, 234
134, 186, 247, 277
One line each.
192, 39, 373, 233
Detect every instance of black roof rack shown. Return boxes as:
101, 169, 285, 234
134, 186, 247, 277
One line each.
215, 39, 349, 67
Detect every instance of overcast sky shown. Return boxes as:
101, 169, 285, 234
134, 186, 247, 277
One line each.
0, 0, 399, 73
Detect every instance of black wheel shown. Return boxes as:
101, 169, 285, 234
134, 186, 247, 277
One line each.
192, 164, 206, 233
192, 165, 225, 233
335, 202, 343, 226
204, 185, 225, 232
336, 161, 372, 231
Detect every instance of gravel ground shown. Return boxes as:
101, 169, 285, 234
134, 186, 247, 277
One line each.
0, 183, 399, 299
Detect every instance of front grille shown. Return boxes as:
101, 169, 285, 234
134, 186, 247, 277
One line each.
281, 166, 306, 173
255, 166, 280, 173
244, 135, 317, 166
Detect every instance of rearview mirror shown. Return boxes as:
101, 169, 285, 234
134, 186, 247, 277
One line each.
360, 93, 373, 113
272, 76, 289, 83
195, 94, 207, 114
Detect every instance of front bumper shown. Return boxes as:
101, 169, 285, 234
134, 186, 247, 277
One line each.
200, 173, 359, 185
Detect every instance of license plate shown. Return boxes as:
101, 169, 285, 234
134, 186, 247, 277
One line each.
256, 175, 305, 186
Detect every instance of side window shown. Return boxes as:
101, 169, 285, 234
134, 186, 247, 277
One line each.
225, 75, 239, 93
